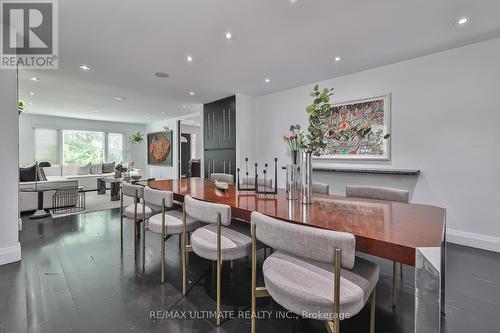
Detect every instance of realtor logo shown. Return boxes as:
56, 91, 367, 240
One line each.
1, 0, 58, 69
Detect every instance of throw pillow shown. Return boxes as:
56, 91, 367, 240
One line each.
20, 165, 37, 182
90, 163, 103, 174
38, 168, 47, 181
76, 163, 91, 175
102, 162, 115, 173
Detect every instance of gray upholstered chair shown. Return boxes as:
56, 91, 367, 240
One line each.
346, 185, 409, 306
182, 195, 252, 326
121, 183, 158, 255
241, 176, 272, 188
142, 187, 201, 282
312, 182, 330, 195
210, 173, 234, 183
250, 212, 378, 333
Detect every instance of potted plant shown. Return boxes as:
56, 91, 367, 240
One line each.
298, 84, 335, 204
283, 124, 305, 165
129, 132, 144, 144
114, 163, 127, 179
18, 99, 26, 114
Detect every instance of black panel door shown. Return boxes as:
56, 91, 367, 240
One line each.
204, 96, 236, 179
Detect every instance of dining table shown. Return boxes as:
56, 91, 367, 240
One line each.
148, 177, 446, 332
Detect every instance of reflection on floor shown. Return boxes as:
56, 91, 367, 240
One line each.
0, 209, 499, 332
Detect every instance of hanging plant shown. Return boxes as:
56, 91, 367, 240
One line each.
129, 132, 144, 144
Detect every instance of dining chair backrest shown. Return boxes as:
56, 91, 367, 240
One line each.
312, 182, 330, 195
184, 195, 231, 226
122, 183, 144, 199
241, 176, 272, 187
210, 173, 234, 184
143, 186, 173, 210
346, 185, 409, 203
251, 212, 355, 269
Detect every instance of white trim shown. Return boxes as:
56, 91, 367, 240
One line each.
0, 243, 21, 266
18, 218, 22, 231
447, 228, 500, 253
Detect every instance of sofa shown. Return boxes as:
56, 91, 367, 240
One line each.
19, 163, 142, 212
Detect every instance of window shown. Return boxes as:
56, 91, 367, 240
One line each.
34, 128, 60, 164
107, 132, 123, 163
33, 129, 124, 165
63, 130, 104, 165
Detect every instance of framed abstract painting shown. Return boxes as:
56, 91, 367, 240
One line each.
315, 93, 391, 160
147, 131, 173, 166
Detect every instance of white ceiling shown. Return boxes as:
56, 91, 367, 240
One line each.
18, 0, 500, 124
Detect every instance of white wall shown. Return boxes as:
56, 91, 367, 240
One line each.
0, 69, 21, 265
19, 113, 146, 170
252, 38, 500, 252
145, 111, 203, 180
235, 94, 256, 170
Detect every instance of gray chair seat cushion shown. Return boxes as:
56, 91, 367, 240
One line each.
191, 222, 252, 261
148, 209, 201, 235
263, 251, 379, 319
124, 203, 158, 219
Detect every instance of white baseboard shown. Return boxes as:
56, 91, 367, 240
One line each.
447, 229, 500, 253
0, 243, 21, 265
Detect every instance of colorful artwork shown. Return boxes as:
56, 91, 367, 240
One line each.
317, 94, 391, 160
147, 131, 173, 166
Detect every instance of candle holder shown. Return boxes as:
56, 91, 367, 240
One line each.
237, 157, 278, 196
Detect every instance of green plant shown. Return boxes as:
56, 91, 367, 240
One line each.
18, 99, 26, 114
115, 163, 128, 173
129, 132, 144, 144
305, 84, 334, 156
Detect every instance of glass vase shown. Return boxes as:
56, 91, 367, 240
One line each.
286, 164, 299, 200
300, 150, 313, 205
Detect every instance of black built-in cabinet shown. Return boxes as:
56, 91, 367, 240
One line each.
204, 96, 236, 179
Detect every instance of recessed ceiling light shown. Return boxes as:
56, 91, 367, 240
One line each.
113, 96, 126, 101
31, 77, 40, 81
92, 110, 100, 113
225, 32, 234, 40
334, 56, 341, 62
154, 72, 169, 78
182, 105, 187, 109
29, 91, 35, 95
455, 17, 469, 26
290, 0, 299, 3
189, 91, 195, 95
161, 111, 165, 115
265, 78, 270, 83
186, 55, 193, 62
79, 64, 91, 71
145, 116, 149, 120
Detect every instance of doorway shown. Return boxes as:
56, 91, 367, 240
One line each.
178, 116, 202, 179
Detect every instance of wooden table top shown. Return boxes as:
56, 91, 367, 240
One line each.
148, 178, 446, 266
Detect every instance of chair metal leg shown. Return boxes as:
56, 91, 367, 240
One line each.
400, 262, 403, 277
120, 192, 123, 252
182, 203, 187, 295
370, 288, 376, 333
216, 213, 222, 326
333, 248, 341, 333
133, 196, 138, 258
251, 224, 257, 333
392, 261, 397, 307
142, 221, 145, 272
161, 198, 166, 283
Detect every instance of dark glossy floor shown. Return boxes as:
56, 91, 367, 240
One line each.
1, 209, 499, 333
